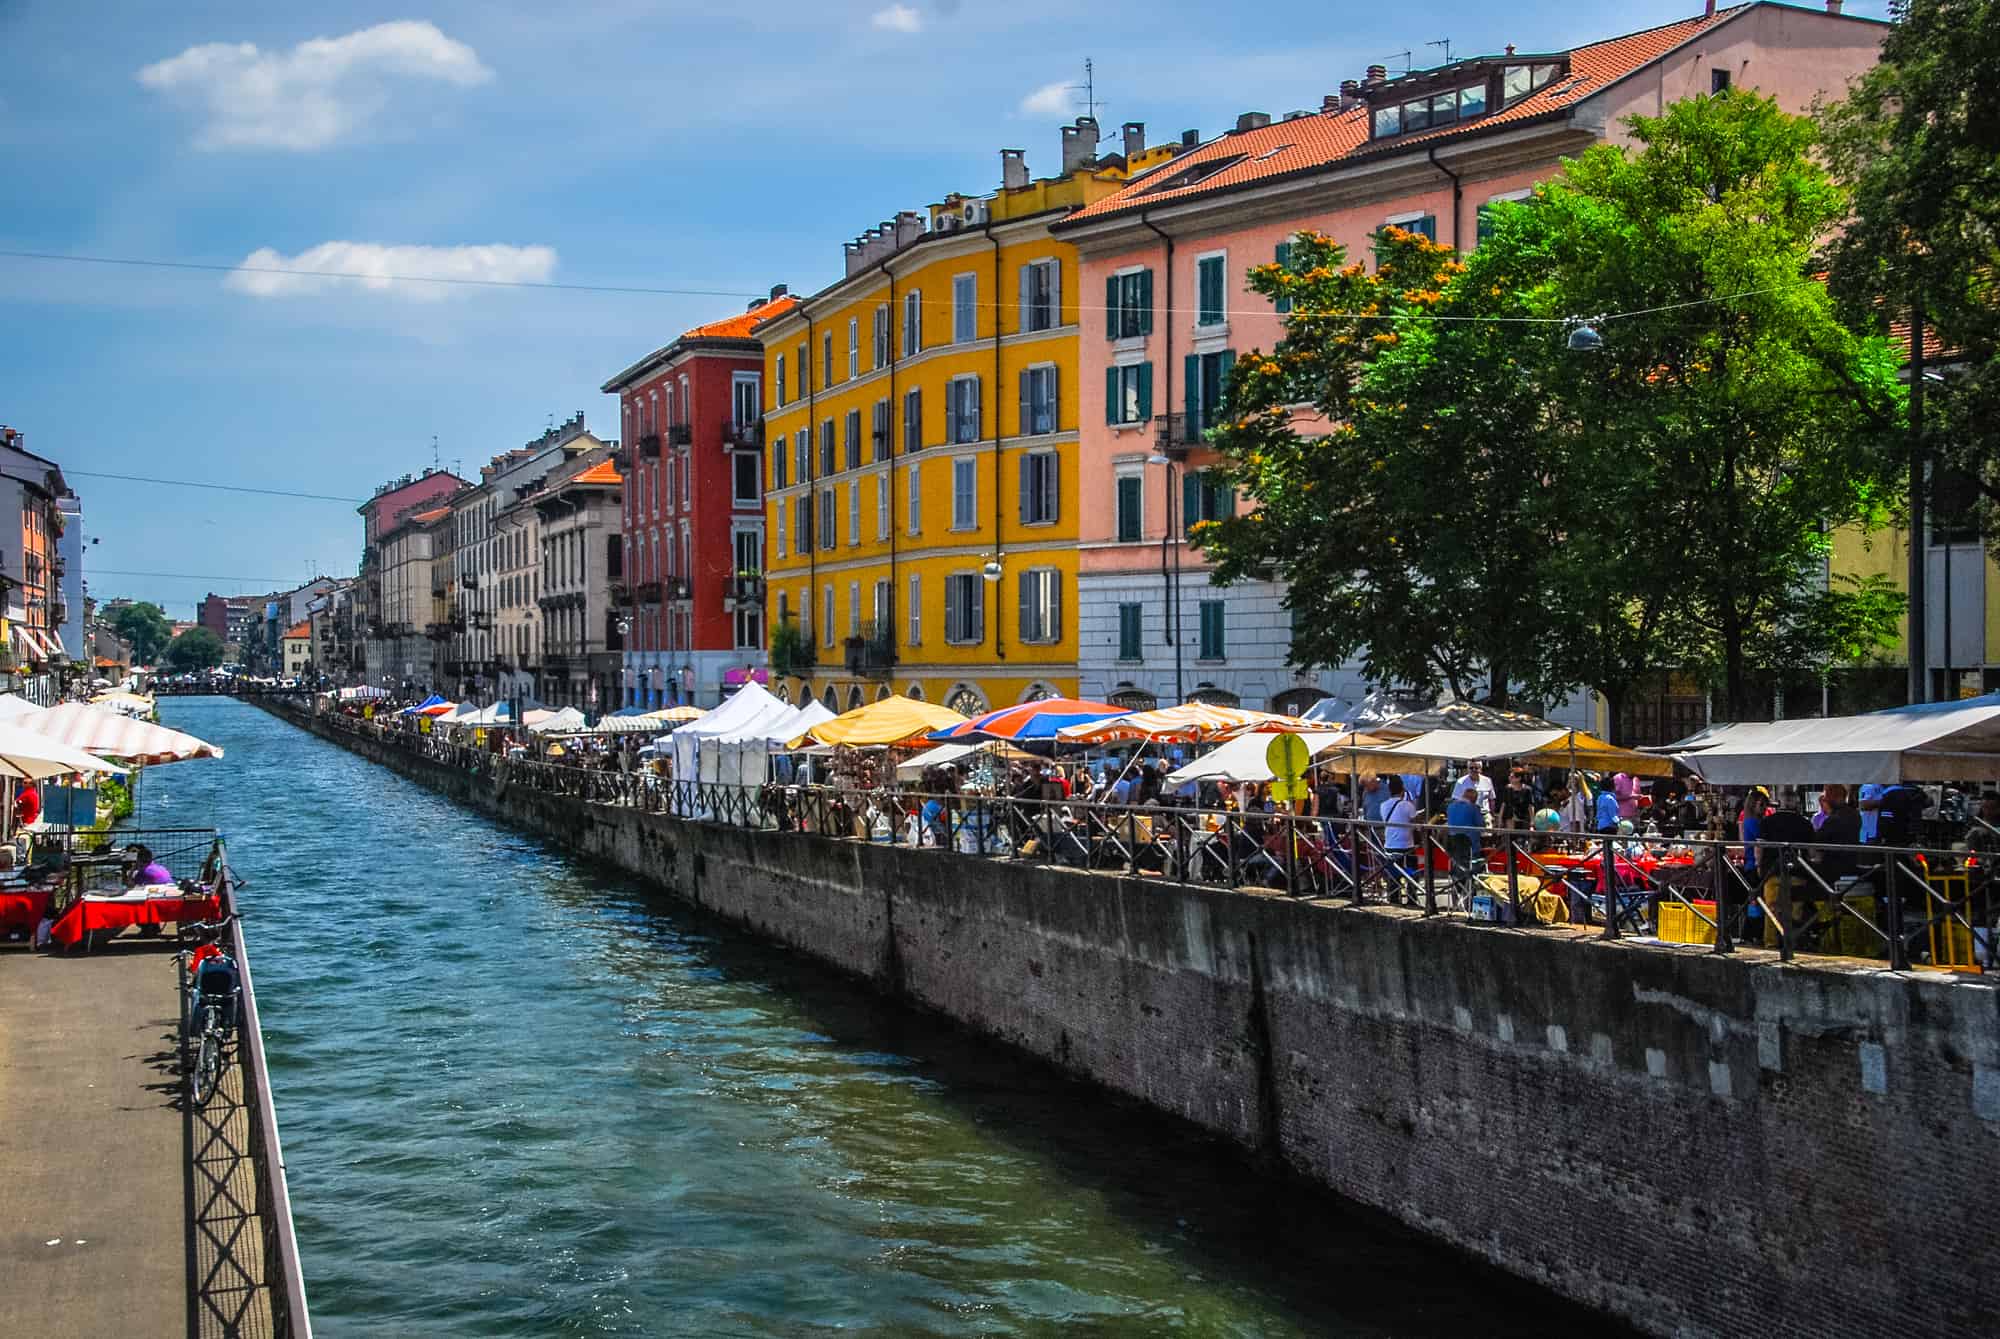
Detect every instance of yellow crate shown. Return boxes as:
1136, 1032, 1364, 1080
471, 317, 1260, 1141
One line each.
1658, 899, 1717, 945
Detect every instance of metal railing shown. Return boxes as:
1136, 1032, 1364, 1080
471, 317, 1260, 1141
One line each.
297, 706, 1999, 973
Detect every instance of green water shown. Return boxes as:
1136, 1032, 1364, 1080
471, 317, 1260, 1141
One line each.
149, 698, 1587, 1336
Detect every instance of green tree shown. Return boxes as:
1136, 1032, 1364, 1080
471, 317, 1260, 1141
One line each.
165, 626, 225, 671
110, 601, 172, 664
1822, 0, 2000, 557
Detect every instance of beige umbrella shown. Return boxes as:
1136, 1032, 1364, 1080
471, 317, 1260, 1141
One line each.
0, 719, 127, 780
19, 702, 222, 765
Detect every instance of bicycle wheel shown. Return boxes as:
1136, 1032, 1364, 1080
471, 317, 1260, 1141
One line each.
193, 1028, 221, 1106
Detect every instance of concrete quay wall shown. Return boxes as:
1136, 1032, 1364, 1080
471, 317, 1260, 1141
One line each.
265, 700, 1998, 1338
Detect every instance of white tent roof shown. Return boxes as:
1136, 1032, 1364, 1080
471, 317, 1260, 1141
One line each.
0, 694, 45, 721
528, 706, 587, 734
1364, 727, 1571, 762
897, 741, 983, 780
676, 681, 784, 740
1676, 694, 2000, 784
1165, 731, 1351, 785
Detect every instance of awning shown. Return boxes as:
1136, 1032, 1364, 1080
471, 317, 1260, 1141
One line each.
1366, 727, 1674, 777
1165, 731, 1356, 785
896, 740, 1035, 780
807, 695, 968, 747
931, 698, 1125, 743
1673, 693, 2000, 784
1056, 703, 1319, 746
18, 703, 223, 765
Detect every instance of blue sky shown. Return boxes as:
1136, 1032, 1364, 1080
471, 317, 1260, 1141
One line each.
1, 0, 1892, 617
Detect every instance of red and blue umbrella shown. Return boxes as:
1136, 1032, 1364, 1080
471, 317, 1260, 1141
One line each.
931, 698, 1129, 743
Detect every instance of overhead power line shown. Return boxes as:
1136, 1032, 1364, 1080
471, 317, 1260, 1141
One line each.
87, 568, 307, 583
65, 469, 363, 504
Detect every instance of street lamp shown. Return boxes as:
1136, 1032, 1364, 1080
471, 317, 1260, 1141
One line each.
1566, 319, 1605, 353
1146, 448, 1186, 705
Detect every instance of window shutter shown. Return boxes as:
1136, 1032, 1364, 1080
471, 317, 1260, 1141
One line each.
1105, 366, 1119, 424
1019, 369, 1032, 442
1138, 269, 1153, 335
1137, 361, 1153, 421
1105, 275, 1119, 341
1274, 241, 1293, 314
1042, 453, 1058, 523
1182, 470, 1200, 537
1019, 264, 1031, 333
1048, 573, 1061, 642
1049, 259, 1061, 325
1184, 353, 1199, 432
1047, 366, 1058, 433
1017, 569, 1032, 639
971, 377, 982, 441
1017, 450, 1032, 524
1219, 349, 1236, 423
971, 576, 984, 643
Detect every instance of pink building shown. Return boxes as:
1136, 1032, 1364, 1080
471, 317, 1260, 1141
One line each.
1052, 1, 1884, 715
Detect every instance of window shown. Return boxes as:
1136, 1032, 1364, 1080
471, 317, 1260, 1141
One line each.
822, 332, 833, 388
819, 420, 836, 477
1018, 366, 1058, 436
796, 342, 809, 394
947, 376, 982, 444
1019, 259, 1059, 332
823, 585, 835, 646
733, 452, 759, 504
945, 573, 984, 643
1502, 63, 1561, 104
903, 387, 922, 453
1106, 363, 1153, 425
951, 457, 977, 530
1183, 469, 1236, 535
873, 305, 890, 368
847, 482, 859, 547
776, 354, 788, 406
1711, 68, 1731, 95
1106, 269, 1153, 340
795, 429, 810, 484
903, 289, 922, 355
1199, 600, 1226, 659
1476, 204, 1499, 245
1384, 214, 1437, 242
772, 437, 788, 489
847, 582, 860, 635
794, 495, 812, 551
1273, 240, 1293, 314
848, 317, 859, 379
1017, 568, 1060, 644
733, 373, 760, 426
1117, 603, 1142, 660
1115, 472, 1143, 542
876, 473, 889, 540
1196, 254, 1226, 326
1372, 103, 1401, 137
906, 462, 921, 535
907, 573, 921, 643
871, 399, 891, 462
1183, 349, 1236, 436
818, 488, 836, 550
844, 409, 861, 470
776, 503, 787, 558
1019, 449, 1059, 525
872, 578, 891, 630
953, 273, 977, 343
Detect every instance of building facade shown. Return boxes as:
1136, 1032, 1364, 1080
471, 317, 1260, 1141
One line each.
0, 426, 75, 702
357, 469, 466, 685
757, 119, 1167, 717
1053, 1, 1887, 721
375, 506, 451, 691
602, 293, 795, 708
282, 621, 312, 678
197, 593, 230, 643
527, 446, 624, 710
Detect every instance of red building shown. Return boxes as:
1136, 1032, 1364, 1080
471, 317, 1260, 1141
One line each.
196, 593, 229, 642
601, 287, 796, 706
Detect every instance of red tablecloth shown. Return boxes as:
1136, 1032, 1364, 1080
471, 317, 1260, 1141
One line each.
47, 890, 222, 949
0, 888, 54, 934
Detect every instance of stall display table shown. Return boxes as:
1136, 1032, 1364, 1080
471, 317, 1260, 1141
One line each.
0, 887, 55, 937
46, 885, 222, 951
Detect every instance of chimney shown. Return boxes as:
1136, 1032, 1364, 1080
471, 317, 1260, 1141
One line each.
1000, 147, 1029, 190
1340, 78, 1361, 109
769, 283, 788, 299
1181, 128, 1200, 148
1504, 44, 1515, 56
1122, 121, 1146, 162
1322, 93, 1340, 113
1235, 111, 1271, 133
746, 296, 766, 312
1060, 116, 1099, 174
1704, 0, 1715, 14
894, 210, 925, 246
1825, 0, 1841, 11
1365, 63, 1387, 84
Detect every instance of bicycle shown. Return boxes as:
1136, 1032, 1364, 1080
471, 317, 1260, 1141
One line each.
178, 916, 240, 1107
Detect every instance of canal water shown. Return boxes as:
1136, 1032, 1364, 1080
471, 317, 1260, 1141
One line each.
147, 698, 1580, 1337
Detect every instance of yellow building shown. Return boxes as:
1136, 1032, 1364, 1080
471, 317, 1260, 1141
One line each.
757, 118, 1175, 716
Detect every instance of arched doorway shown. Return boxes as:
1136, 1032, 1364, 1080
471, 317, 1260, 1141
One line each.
944, 682, 988, 717
1269, 685, 1321, 717
1017, 680, 1062, 703
797, 682, 814, 709
846, 686, 864, 711
875, 685, 892, 701
1187, 683, 1241, 707
1108, 684, 1158, 711
905, 682, 926, 701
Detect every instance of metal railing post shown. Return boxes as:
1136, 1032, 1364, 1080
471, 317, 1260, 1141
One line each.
1600, 833, 1619, 939
1777, 846, 1795, 962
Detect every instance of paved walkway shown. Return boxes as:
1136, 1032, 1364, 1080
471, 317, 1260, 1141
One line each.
0, 940, 276, 1338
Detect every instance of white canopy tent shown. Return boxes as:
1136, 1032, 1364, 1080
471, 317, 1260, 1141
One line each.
527, 706, 587, 735
711, 701, 836, 788
1165, 731, 1351, 785
1673, 694, 2000, 784
0, 695, 45, 722
669, 682, 786, 802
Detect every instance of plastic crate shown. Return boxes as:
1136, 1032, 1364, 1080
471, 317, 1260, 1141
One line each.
1658, 899, 1718, 945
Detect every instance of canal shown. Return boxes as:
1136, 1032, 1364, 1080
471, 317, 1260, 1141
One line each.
148, 698, 1583, 1337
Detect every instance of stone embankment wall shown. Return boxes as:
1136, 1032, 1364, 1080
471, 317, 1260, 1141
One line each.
263, 700, 1997, 1338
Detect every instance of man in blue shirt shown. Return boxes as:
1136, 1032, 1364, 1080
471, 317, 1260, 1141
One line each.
1362, 774, 1388, 823
1594, 783, 1621, 834
1446, 792, 1484, 883
1858, 783, 1884, 842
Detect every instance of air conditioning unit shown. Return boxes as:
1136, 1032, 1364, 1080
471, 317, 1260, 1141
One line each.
962, 199, 989, 226
935, 213, 963, 233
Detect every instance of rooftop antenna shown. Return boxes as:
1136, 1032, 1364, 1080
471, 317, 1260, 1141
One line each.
1082, 57, 1098, 121
1427, 38, 1453, 65
430, 434, 440, 471
1382, 49, 1413, 73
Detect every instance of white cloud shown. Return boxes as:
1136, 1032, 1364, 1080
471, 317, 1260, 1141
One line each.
137, 21, 492, 151
870, 5, 923, 32
1018, 80, 1072, 118
224, 242, 558, 301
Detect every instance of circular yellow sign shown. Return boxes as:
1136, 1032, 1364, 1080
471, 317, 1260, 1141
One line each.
1265, 732, 1310, 780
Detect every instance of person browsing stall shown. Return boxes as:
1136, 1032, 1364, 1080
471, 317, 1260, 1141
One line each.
1452, 761, 1496, 824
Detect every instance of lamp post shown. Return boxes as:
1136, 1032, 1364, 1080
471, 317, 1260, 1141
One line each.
1146, 448, 1185, 706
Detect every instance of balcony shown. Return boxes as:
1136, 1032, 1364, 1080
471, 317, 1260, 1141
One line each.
637, 432, 662, 460
666, 576, 691, 603
843, 623, 896, 677
1156, 412, 1204, 451
611, 447, 634, 472
667, 423, 693, 447
542, 652, 570, 670
462, 573, 479, 591
724, 572, 764, 606
722, 419, 763, 450
610, 582, 633, 608
635, 580, 664, 609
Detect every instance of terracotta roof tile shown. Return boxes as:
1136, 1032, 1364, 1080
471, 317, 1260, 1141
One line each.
1062, 8, 1745, 227
572, 459, 622, 486
684, 293, 798, 341
283, 621, 311, 640
409, 506, 452, 524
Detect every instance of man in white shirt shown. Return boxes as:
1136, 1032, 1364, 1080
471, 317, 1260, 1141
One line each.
1452, 760, 1497, 823
1382, 777, 1422, 906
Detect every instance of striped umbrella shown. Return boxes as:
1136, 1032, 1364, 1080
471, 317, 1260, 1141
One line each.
1056, 703, 1318, 746
20, 702, 223, 765
931, 698, 1128, 743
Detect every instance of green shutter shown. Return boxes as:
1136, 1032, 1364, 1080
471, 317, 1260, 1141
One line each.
1136, 361, 1153, 421
1105, 366, 1120, 424
1182, 470, 1199, 538
1183, 353, 1198, 436
1106, 274, 1119, 341
1274, 241, 1292, 314
1138, 269, 1153, 335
